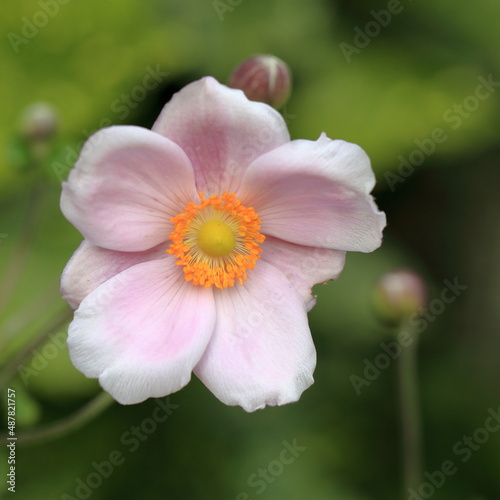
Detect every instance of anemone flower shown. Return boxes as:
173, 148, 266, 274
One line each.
60, 77, 385, 412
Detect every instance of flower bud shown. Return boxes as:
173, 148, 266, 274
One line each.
19, 102, 58, 142
373, 269, 427, 324
228, 55, 292, 109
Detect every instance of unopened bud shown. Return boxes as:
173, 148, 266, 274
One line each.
228, 54, 292, 109
20, 102, 58, 141
373, 269, 427, 324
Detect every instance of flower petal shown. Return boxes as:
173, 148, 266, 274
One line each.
68, 258, 216, 404
61, 240, 167, 310
194, 260, 316, 412
61, 126, 198, 252
152, 77, 290, 195
261, 236, 346, 311
238, 134, 386, 252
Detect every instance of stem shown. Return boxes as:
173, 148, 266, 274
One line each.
0, 281, 61, 351
0, 176, 49, 312
2, 391, 114, 446
0, 307, 73, 389
398, 323, 422, 496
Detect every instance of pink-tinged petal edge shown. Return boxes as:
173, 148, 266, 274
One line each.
194, 260, 316, 412
152, 76, 290, 195
61, 240, 168, 310
238, 134, 386, 252
261, 236, 346, 311
68, 258, 216, 404
61, 126, 199, 252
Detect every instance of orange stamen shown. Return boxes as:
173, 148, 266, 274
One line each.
167, 192, 265, 289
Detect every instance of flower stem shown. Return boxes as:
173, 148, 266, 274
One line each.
0, 281, 62, 352
0, 177, 49, 313
0, 307, 73, 389
2, 391, 114, 446
398, 323, 422, 496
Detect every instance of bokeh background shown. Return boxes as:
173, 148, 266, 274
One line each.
1, 0, 499, 499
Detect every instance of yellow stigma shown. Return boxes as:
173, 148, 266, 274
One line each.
167, 192, 265, 289
197, 220, 235, 257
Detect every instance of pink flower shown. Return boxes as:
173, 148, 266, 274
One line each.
60, 77, 385, 411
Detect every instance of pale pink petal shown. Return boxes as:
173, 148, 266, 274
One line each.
67, 258, 216, 404
194, 261, 316, 412
152, 77, 290, 195
61, 126, 198, 252
238, 134, 386, 252
61, 240, 168, 310
261, 236, 346, 311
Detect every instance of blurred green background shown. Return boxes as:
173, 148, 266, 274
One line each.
1, 0, 499, 499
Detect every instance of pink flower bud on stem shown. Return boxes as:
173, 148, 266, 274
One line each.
19, 102, 58, 142
16, 102, 58, 172
373, 269, 426, 494
228, 55, 292, 109
373, 269, 427, 325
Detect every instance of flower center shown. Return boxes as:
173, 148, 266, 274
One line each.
167, 192, 265, 289
197, 220, 235, 257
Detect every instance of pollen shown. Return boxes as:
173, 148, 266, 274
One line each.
167, 192, 265, 289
